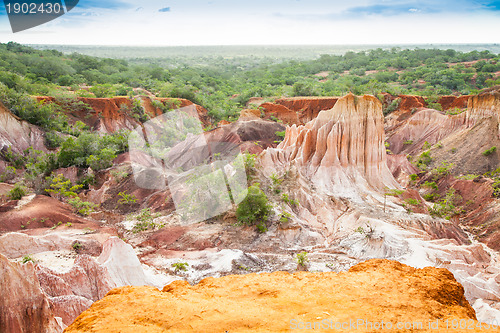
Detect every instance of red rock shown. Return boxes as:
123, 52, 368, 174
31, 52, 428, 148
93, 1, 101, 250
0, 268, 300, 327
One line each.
274, 97, 338, 123
260, 102, 300, 125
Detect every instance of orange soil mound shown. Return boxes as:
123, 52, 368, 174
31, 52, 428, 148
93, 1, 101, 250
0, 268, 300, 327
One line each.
64, 259, 483, 333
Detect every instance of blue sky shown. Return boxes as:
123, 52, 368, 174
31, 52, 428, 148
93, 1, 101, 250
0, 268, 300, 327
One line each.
0, 0, 499, 45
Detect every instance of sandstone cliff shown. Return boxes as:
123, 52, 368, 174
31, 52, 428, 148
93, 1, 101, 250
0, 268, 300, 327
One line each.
64, 259, 482, 333
262, 94, 398, 200
0, 102, 47, 155
0, 253, 63, 333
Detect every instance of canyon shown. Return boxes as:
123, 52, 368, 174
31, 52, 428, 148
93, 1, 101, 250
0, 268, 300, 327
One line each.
1, 91, 500, 332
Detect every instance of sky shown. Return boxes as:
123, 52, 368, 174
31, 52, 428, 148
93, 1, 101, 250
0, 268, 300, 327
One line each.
0, 0, 499, 45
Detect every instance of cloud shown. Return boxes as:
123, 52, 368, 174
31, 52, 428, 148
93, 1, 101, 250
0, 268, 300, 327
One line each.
75, 0, 133, 10
158, 7, 171, 12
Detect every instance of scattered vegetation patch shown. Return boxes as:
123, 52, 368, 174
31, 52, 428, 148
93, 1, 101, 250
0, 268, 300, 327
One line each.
428, 189, 463, 220
22, 255, 35, 264
8, 182, 27, 200
118, 191, 137, 205
132, 208, 163, 233
295, 251, 309, 270
236, 183, 272, 233
482, 146, 497, 156
172, 262, 189, 273
416, 151, 432, 170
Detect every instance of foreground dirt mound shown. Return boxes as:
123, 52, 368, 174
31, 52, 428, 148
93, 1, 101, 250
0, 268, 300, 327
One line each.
0, 195, 97, 232
64, 259, 481, 333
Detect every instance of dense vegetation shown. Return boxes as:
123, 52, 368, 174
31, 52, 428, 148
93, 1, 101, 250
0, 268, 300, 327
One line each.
1, 42, 500, 124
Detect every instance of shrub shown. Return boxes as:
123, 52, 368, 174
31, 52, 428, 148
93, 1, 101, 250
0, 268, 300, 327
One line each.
44, 131, 64, 149
68, 197, 97, 216
416, 151, 432, 170
295, 251, 309, 269
428, 189, 462, 219
86, 148, 117, 171
270, 173, 283, 193
431, 162, 453, 180
427, 102, 443, 111
22, 255, 35, 264
172, 262, 189, 273
0, 166, 16, 182
423, 181, 438, 190
8, 182, 27, 200
279, 211, 291, 224
281, 193, 298, 206
45, 174, 82, 199
482, 146, 497, 156
405, 198, 421, 206
236, 183, 272, 233
403, 140, 413, 145
409, 174, 418, 181
118, 191, 137, 205
275, 130, 286, 141
132, 208, 162, 233
243, 153, 257, 181
72, 241, 83, 251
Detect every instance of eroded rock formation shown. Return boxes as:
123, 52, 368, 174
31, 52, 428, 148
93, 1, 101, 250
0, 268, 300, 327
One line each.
0, 102, 47, 155
0, 253, 63, 333
262, 94, 398, 200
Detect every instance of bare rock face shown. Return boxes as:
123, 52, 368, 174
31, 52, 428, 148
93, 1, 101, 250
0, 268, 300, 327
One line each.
260, 102, 300, 125
262, 94, 398, 201
466, 88, 500, 129
386, 108, 467, 155
438, 95, 470, 111
64, 259, 480, 333
274, 96, 339, 124
0, 253, 63, 333
97, 237, 149, 287
0, 102, 47, 154
35, 255, 116, 326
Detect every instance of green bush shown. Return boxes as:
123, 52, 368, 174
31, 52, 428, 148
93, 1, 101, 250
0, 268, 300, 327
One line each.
428, 189, 462, 219
57, 131, 127, 169
8, 182, 27, 200
0, 166, 16, 182
416, 151, 432, 170
431, 162, 453, 180
22, 254, 35, 264
236, 183, 272, 233
118, 191, 137, 204
44, 131, 64, 149
383, 98, 400, 115
482, 146, 497, 156
172, 262, 189, 273
295, 251, 309, 268
132, 208, 162, 233
68, 197, 97, 216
